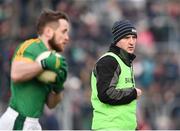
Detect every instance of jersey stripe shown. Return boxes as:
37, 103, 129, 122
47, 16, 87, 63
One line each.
14, 38, 40, 61
13, 114, 26, 130
17, 38, 40, 57
14, 56, 33, 62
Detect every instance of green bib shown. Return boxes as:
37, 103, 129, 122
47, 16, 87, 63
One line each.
91, 52, 137, 130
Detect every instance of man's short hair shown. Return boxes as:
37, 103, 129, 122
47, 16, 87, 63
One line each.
36, 9, 69, 35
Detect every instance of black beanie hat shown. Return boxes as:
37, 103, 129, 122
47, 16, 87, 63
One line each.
112, 20, 137, 44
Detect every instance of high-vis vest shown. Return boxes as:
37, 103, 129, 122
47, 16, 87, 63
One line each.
91, 52, 137, 130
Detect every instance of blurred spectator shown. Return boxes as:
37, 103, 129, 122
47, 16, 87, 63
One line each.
40, 106, 60, 130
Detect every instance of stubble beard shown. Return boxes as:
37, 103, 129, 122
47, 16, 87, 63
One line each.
48, 35, 62, 52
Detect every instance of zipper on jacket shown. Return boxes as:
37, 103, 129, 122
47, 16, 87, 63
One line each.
130, 63, 135, 87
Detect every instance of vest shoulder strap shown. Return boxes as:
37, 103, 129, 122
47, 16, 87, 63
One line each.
100, 52, 124, 66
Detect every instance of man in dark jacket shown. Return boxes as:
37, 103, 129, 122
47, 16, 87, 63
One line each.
91, 20, 142, 130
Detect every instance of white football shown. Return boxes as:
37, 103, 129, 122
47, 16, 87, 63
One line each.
36, 51, 61, 83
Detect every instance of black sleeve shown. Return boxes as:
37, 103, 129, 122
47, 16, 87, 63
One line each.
94, 56, 137, 105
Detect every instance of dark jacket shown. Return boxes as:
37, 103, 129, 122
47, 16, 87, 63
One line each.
93, 44, 137, 105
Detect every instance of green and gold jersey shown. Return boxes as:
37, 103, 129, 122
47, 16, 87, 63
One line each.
9, 38, 50, 118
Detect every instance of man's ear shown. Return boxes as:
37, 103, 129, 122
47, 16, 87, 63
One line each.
44, 26, 54, 39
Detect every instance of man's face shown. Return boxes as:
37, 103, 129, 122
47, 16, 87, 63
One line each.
116, 35, 137, 54
49, 19, 70, 52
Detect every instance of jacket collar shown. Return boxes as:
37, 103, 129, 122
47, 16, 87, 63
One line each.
108, 44, 136, 66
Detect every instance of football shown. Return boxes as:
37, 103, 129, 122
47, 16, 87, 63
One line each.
36, 51, 61, 83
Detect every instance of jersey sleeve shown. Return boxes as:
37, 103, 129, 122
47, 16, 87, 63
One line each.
13, 39, 40, 62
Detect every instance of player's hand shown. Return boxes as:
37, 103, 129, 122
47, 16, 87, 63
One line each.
41, 51, 67, 72
48, 83, 64, 94
40, 51, 59, 72
49, 64, 68, 93
58, 56, 68, 75
135, 88, 142, 99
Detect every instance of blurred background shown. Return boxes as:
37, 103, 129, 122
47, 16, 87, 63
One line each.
0, 0, 180, 130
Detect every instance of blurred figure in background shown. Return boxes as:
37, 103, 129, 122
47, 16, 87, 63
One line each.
40, 106, 60, 130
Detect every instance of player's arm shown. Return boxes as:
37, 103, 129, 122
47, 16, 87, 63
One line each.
11, 59, 43, 83
46, 59, 68, 108
11, 41, 44, 82
11, 50, 63, 83
46, 91, 63, 109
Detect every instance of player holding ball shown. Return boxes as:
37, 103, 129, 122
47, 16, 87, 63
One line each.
0, 9, 70, 130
